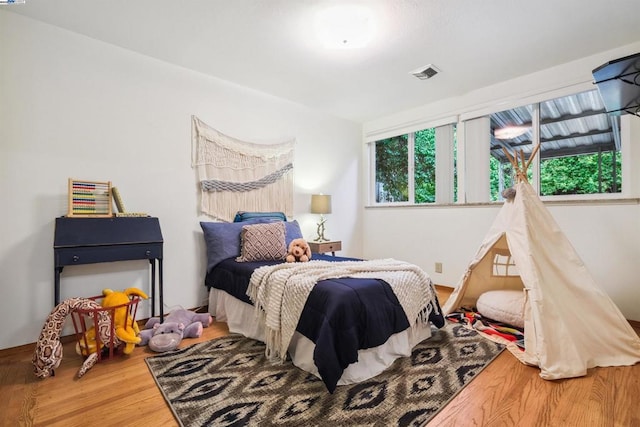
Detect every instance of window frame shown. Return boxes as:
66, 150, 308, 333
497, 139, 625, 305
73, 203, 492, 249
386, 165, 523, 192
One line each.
489, 93, 622, 201
366, 82, 638, 207
460, 85, 633, 203
367, 123, 456, 206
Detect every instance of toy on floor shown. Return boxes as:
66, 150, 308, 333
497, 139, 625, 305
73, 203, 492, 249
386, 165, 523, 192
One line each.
286, 238, 312, 263
101, 287, 148, 355
139, 308, 213, 352
142, 322, 185, 352
33, 297, 115, 379
76, 325, 102, 357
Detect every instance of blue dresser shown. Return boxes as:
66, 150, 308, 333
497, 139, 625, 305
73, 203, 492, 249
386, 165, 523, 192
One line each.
54, 216, 164, 320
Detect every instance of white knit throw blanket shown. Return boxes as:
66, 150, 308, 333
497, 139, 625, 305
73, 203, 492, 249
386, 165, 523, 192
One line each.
246, 259, 437, 362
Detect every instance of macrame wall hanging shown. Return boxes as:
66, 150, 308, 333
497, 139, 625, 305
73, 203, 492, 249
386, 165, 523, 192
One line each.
191, 116, 295, 222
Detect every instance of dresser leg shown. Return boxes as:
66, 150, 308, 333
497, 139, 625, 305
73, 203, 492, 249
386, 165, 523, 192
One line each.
54, 267, 63, 306
150, 259, 156, 318
158, 258, 164, 321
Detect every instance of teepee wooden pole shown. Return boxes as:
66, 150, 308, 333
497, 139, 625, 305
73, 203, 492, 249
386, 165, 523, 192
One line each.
502, 147, 517, 169
525, 143, 542, 170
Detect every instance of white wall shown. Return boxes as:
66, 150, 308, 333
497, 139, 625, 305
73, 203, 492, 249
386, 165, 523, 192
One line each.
0, 11, 362, 350
364, 201, 640, 321
363, 42, 640, 322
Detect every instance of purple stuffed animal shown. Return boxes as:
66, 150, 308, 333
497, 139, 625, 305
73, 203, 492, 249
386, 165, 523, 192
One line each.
138, 309, 212, 352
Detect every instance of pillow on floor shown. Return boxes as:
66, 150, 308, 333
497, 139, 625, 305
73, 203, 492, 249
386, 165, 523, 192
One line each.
476, 289, 525, 329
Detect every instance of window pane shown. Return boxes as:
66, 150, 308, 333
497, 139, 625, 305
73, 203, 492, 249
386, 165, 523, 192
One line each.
375, 135, 408, 202
488, 89, 621, 198
414, 128, 436, 203
453, 128, 458, 203
539, 91, 621, 195
491, 250, 519, 277
490, 105, 533, 201
490, 157, 517, 200
540, 151, 621, 195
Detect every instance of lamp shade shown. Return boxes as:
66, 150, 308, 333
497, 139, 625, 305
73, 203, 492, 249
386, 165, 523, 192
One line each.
311, 194, 332, 214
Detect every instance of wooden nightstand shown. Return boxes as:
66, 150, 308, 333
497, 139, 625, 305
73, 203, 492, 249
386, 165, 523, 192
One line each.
309, 240, 342, 256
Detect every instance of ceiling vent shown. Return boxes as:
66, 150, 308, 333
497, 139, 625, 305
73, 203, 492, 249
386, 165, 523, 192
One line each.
410, 64, 440, 80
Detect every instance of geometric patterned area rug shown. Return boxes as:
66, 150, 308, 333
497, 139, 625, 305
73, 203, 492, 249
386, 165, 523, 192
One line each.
145, 322, 504, 427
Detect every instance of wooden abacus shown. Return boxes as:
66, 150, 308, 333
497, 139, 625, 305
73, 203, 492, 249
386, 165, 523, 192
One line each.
67, 179, 113, 217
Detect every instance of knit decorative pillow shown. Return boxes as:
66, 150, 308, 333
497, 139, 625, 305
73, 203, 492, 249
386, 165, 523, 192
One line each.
236, 221, 287, 262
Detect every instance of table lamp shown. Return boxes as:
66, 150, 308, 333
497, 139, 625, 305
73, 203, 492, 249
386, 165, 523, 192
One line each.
311, 194, 332, 242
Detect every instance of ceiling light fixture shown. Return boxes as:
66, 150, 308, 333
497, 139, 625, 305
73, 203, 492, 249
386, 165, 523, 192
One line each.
315, 5, 374, 49
494, 126, 530, 139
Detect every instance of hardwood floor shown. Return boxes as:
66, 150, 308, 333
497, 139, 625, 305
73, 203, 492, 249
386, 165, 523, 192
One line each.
1, 321, 231, 427
2, 290, 639, 427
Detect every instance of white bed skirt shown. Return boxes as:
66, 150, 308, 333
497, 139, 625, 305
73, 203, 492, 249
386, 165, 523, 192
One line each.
208, 288, 433, 386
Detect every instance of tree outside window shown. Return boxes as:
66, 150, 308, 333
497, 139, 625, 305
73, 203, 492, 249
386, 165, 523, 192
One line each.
414, 128, 436, 203
371, 124, 455, 205
375, 134, 408, 203
489, 90, 621, 200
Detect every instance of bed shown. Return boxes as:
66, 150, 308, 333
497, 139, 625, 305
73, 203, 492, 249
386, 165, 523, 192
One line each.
201, 217, 445, 393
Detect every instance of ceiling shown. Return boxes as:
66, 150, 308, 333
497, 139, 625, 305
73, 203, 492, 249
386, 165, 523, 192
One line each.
6, 0, 640, 123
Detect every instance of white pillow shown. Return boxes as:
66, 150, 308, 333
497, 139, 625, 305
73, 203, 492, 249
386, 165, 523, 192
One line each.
476, 290, 525, 329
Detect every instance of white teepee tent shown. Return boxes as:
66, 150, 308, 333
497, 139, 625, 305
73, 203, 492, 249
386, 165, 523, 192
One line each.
442, 146, 640, 380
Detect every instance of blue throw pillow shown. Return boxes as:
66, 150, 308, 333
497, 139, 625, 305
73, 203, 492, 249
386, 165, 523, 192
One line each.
200, 221, 248, 272
233, 211, 287, 223
284, 220, 303, 247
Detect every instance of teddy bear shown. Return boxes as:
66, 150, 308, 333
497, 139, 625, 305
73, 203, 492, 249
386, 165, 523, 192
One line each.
101, 287, 149, 355
138, 308, 212, 352
286, 238, 312, 263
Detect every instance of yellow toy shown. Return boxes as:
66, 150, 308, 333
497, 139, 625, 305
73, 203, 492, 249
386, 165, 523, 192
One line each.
101, 287, 148, 354
76, 326, 102, 357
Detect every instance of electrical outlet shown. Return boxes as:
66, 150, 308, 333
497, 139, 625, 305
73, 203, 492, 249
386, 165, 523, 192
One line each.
435, 262, 443, 273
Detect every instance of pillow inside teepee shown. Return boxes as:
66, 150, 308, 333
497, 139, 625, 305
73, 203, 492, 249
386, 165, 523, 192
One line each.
476, 289, 525, 329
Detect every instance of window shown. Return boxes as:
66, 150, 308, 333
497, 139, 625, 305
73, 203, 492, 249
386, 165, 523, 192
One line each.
371, 124, 455, 205
414, 129, 436, 203
490, 105, 533, 200
374, 134, 408, 203
491, 249, 519, 277
538, 92, 621, 195
489, 89, 622, 200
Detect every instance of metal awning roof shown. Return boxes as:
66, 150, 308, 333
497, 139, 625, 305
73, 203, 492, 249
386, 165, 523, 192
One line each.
490, 89, 621, 163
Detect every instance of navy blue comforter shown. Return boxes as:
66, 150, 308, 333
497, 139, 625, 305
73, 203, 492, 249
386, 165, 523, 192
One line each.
205, 255, 444, 392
